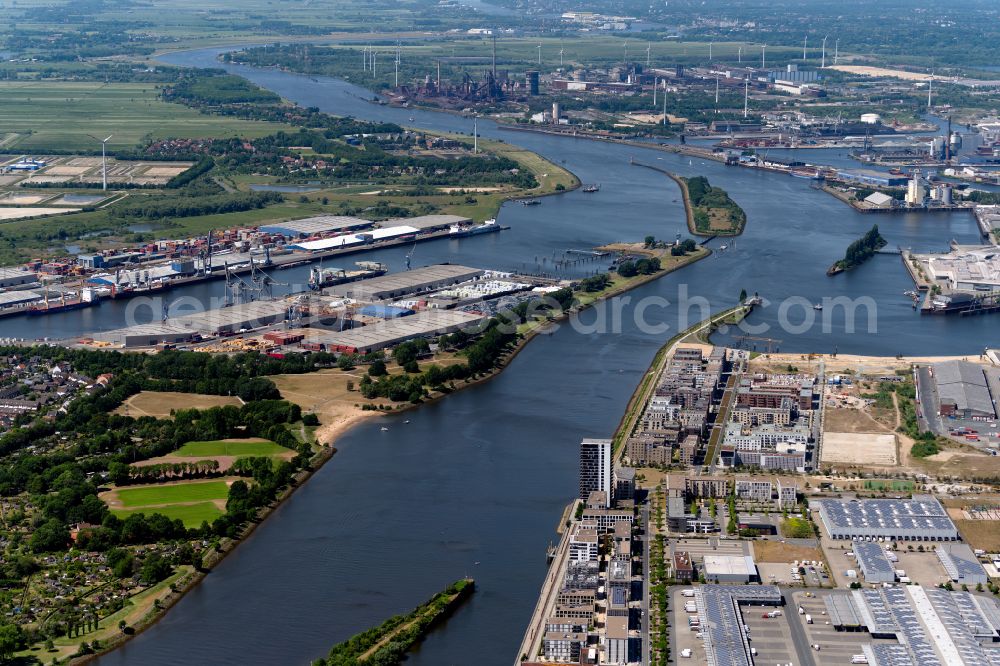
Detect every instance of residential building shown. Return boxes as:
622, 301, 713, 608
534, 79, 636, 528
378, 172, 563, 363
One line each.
579, 438, 612, 507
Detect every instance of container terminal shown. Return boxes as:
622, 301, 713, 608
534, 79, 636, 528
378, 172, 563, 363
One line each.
0, 213, 508, 320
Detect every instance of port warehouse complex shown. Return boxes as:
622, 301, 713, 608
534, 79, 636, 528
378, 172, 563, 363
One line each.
89, 264, 539, 350
0, 212, 476, 315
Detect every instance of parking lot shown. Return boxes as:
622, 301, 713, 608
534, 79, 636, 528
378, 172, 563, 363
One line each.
669, 587, 707, 663
791, 591, 858, 666
742, 604, 800, 666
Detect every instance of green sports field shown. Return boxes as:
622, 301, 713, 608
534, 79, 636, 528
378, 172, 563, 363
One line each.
0, 81, 291, 152
174, 439, 292, 457
114, 480, 231, 507
863, 479, 915, 491
111, 502, 224, 527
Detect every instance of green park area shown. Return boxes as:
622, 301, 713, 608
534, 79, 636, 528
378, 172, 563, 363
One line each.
0, 81, 290, 152
863, 479, 915, 492
114, 480, 231, 507
174, 439, 292, 457
111, 502, 224, 528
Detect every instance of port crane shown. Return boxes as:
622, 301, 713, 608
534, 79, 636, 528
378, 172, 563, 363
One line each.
404, 242, 417, 270
223, 257, 284, 305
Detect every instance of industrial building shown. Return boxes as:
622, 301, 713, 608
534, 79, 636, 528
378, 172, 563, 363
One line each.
695, 586, 782, 666
170, 300, 292, 336
0, 267, 38, 289
835, 169, 910, 188
825, 586, 1000, 666
94, 323, 200, 348
259, 215, 370, 238
815, 496, 960, 542
854, 541, 896, 583
936, 543, 988, 586
288, 225, 421, 252
923, 245, 1000, 293
331, 264, 485, 301
310, 309, 486, 354
933, 360, 996, 419
702, 554, 759, 583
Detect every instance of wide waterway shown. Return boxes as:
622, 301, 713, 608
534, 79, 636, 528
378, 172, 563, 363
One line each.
67, 46, 997, 664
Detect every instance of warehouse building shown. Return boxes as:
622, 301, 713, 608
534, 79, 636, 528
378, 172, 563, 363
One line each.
312, 309, 486, 354
260, 215, 370, 238
815, 496, 960, 541
95, 323, 200, 348
0, 267, 38, 289
379, 214, 471, 231
702, 555, 759, 583
933, 360, 996, 419
171, 300, 292, 336
835, 169, 910, 188
854, 541, 896, 583
330, 264, 484, 301
696, 586, 782, 666
826, 586, 1000, 666
0, 290, 42, 309
936, 543, 988, 586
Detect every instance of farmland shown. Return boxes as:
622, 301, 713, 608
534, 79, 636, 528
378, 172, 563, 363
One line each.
0, 81, 291, 152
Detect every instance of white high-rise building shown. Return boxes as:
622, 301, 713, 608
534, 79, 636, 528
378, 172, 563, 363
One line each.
579, 438, 612, 508
906, 169, 927, 206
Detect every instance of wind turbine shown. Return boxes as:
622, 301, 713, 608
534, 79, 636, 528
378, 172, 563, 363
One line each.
88, 134, 113, 190
821, 36, 828, 68
653, 77, 657, 108
709, 41, 713, 61
761, 45, 767, 70
624, 39, 629, 63
646, 42, 651, 67
928, 71, 934, 109
834, 38, 840, 65
559, 46, 564, 67
803, 36, 808, 61
738, 46, 742, 64
743, 78, 749, 118
537, 43, 541, 66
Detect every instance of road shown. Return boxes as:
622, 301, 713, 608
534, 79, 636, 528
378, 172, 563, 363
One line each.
915, 364, 944, 435
641, 503, 650, 666
782, 592, 817, 666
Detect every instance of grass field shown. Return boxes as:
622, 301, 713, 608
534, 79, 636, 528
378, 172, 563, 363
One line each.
115, 391, 243, 418
862, 479, 915, 491
0, 81, 291, 152
174, 439, 290, 457
111, 502, 224, 527
114, 480, 231, 508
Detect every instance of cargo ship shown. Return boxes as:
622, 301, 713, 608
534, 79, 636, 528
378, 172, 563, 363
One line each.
28, 286, 100, 316
308, 261, 387, 290
449, 219, 500, 237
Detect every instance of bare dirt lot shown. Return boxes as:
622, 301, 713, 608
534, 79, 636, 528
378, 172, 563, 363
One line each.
822, 432, 897, 466
752, 539, 824, 564
114, 391, 243, 418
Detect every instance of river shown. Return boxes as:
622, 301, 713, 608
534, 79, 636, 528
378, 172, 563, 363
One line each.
73, 46, 995, 665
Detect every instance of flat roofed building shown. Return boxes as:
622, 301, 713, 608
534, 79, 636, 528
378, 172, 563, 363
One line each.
936, 543, 988, 586
569, 526, 599, 563
260, 215, 370, 237
313, 309, 486, 354
815, 496, 959, 541
331, 264, 485, 301
0, 267, 38, 289
702, 554, 759, 583
854, 541, 896, 583
933, 360, 996, 419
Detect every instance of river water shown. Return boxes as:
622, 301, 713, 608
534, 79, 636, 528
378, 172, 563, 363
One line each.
69, 47, 995, 665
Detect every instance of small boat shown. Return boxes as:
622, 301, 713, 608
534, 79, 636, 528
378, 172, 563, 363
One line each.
719, 244, 728, 251
521, 199, 541, 206
380, 427, 389, 431
582, 183, 600, 193
404, 420, 410, 424
408, 116, 415, 121
813, 303, 823, 311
